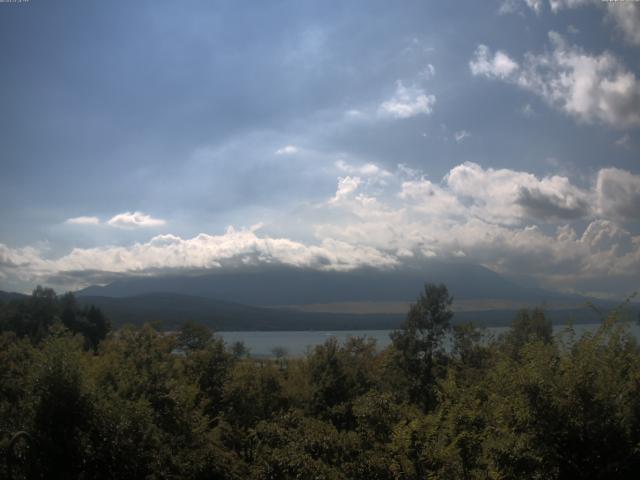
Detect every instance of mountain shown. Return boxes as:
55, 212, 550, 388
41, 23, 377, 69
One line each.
77, 293, 403, 331
3, 262, 623, 331
0, 290, 28, 302
76, 262, 586, 306
71, 263, 621, 330
0, 286, 621, 332
76, 293, 608, 331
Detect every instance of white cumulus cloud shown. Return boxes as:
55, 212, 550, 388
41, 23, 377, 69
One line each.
330, 176, 362, 204
0, 227, 398, 290
470, 34, 640, 128
107, 211, 167, 229
445, 162, 592, 224
335, 160, 392, 178
470, 45, 519, 79
4, 161, 640, 298
378, 81, 436, 119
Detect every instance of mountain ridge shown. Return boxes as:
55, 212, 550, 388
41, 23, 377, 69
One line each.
76, 262, 587, 306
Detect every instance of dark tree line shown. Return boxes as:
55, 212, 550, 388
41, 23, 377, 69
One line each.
0, 286, 110, 349
1, 284, 640, 479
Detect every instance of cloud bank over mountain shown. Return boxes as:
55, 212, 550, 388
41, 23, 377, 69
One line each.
2, 161, 640, 298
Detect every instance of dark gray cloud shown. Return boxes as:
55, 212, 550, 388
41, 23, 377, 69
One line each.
597, 168, 640, 222
516, 185, 591, 221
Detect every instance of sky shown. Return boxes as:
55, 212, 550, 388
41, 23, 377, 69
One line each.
0, 0, 639, 298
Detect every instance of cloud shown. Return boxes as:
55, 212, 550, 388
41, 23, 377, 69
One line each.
469, 45, 519, 79
515, 184, 591, 220
615, 134, 631, 149
335, 160, 392, 178
65, 216, 100, 226
106, 211, 167, 229
605, 3, 640, 46
507, 0, 640, 46
65, 213, 169, 228
454, 130, 471, 143
418, 64, 436, 80
445, 162, 592, 224
0, 227, 398, 290
548, 0, 591, 11
275, 145, 299, 155
315, 162, 635, 295
526, 0, 545, 13
499, 0, 545, 15
4, 162, 640, 297
596, 168, 640, 221
344, 109, 363, 118
315, 165, 640, 296
378, 81, 435, 119
470, 34, 640, 128
398, 178, 464, 217
330, 176, 362, 204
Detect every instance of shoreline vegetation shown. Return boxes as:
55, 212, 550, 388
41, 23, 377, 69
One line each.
1, 284, 640, 478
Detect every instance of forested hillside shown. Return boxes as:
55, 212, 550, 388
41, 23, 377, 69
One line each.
1, 285, 639, 478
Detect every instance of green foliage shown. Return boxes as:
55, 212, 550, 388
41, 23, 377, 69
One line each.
223, 360, 288, 429
177, 320, 213, 351
500, 307, 553, 358
230, 340, 250, 358
390, 283, 454, 410
183, 335, 234, 417
0, 333, 35, 432
2, 285, 640, 479
29, 329, 93, 478
0, 287, 110, 349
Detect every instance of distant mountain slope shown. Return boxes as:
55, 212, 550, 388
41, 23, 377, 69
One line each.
1, 289, 623, 331
7, 262, 622, 332
77, 293, 404, 331
77, 292, 613, 331
77, 292, 614, 331
76, 262, 586, 306
0, 291, 28, 302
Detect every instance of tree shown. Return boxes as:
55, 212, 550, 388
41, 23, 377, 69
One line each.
223, 361, 287, 430
1, 289, 109, 349
184, 336, 234, 418
84, 305, 110, 349
25, 286, 59, 341
30, 329, 92, 478
390, 283, 453, 410
59, 293, 110, 350
177, 320, 213, 352
307, 337, 351, 426
271, 346, 289, 371
501, 307, 552, 358
452, 322, 490, 371
230, 340, 250, 358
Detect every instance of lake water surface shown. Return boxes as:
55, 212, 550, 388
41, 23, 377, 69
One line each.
219, 322, 640, 357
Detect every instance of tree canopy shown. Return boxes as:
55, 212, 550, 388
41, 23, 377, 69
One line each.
1, 283, 640, 479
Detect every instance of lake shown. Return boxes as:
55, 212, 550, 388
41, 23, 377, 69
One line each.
219, 322, 640, 357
